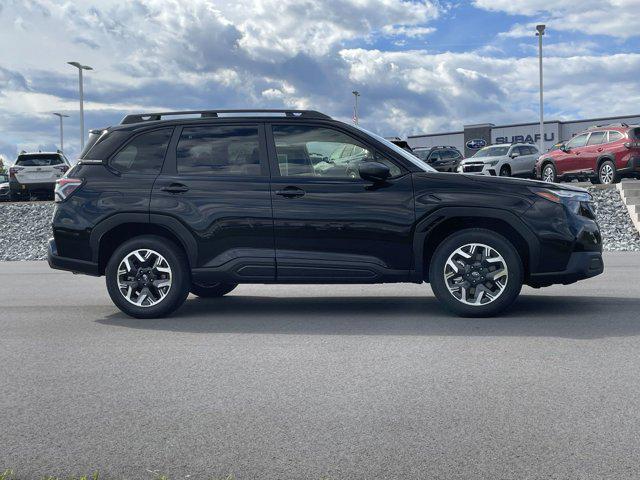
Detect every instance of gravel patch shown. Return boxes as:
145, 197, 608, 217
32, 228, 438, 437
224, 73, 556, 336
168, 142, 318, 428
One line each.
0, 188, 639, 261
0, 202, 55, 261
588, 185, 640, 251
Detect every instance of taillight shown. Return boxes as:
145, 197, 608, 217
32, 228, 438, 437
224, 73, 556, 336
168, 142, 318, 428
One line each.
9, 166, 23, 178
624, 142, 640, 149
55, 178, 83, 203
54, 165, 69, 173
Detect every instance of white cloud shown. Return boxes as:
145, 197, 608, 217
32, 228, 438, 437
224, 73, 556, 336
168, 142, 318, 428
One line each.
476, 0, 640, 39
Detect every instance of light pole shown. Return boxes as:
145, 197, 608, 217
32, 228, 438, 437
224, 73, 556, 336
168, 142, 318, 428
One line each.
536, 24, 546, 154
52, 113, 69, 152
67, 61, 93, 150
352, 90, 361, 125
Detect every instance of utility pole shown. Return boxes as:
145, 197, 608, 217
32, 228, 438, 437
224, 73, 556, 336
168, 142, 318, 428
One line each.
536, 25, 546, 153
352, 90, 361, 125
67, 62, 93, 150
52, 113, 69, 152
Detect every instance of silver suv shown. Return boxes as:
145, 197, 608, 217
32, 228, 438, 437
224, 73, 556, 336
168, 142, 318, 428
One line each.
9, 151, 70, 200
457, 143, 539, 177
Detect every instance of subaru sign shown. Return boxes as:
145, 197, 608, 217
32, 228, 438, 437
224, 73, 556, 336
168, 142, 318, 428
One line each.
466, 138, 487, 150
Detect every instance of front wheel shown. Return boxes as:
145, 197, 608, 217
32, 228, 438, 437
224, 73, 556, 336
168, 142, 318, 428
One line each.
429, 229, 523, 317
499, 165, 511, 177
105, 235, 190, 319
541, 163, 557, 183
190, 282, 237, 298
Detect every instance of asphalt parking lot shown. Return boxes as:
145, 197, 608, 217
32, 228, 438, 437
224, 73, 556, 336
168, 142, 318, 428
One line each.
2, 253, 640, 479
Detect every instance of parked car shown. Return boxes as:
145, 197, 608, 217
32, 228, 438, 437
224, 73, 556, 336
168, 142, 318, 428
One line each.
457, 143, 539, 177
0, 173, 10, 201
9, 151, 71, 200
413, 146, 463, 172
536, 124, 640, 184
48, 109, 603, 319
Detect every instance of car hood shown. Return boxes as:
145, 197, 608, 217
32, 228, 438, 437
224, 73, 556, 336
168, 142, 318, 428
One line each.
0, 182, 9, 188
460, 156, 502, 164
463, 173, 588, 193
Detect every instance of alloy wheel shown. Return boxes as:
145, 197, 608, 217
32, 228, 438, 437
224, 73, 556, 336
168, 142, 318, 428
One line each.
117, 249, 172, 307
600, 164, 614, 184
443, 243, 508, 306
543, 165, 555, 182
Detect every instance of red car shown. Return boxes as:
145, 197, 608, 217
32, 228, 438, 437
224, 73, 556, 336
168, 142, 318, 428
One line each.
536, 124, 640, 184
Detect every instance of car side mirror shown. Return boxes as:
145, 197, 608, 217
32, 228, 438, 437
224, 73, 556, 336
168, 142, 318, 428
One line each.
510, 152, 520, 159
359, 161, 390, 183
560, 144, 569, 152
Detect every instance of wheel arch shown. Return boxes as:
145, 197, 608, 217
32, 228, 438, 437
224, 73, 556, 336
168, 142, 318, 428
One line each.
90, 213, 197, 275
413, 207, 539, 282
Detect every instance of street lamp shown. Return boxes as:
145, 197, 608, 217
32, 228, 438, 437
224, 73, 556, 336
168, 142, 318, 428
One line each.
352, 90, 361, 125
536, 24, 546, 154
67, 61, 93, 150
52, 113, 69, 153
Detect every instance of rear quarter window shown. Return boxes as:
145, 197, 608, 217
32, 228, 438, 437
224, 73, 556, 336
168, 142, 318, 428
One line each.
109, 128, 173, 174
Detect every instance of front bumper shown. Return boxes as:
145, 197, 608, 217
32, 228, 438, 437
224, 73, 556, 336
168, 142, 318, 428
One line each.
48, 238, 100, 276
527, 251, 604, 287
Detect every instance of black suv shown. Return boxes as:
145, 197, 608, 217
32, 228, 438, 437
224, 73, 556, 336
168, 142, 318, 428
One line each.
48, 109, 603, 318
413, 146, 463, 172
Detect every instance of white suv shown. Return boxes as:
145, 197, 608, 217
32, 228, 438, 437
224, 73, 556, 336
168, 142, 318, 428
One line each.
9, 151, 70, 200
457, 143, 539, 177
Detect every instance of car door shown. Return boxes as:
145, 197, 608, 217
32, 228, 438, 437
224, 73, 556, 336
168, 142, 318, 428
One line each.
150, 123, 275, 283
266, 123, 416, 282
558, 133, 589, 175
515, 146, 537, 176
581, 131, 607, 174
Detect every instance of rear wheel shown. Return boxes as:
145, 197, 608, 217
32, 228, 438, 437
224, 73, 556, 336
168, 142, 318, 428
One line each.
596, 160, 619, 185
429, 228, 523, 317
106, 235, 190, 319
190, 282, 237, 298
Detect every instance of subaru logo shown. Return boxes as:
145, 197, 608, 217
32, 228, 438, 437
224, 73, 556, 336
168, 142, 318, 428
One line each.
466, 139, 487, 150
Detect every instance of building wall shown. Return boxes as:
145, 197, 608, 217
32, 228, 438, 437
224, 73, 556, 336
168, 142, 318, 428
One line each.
408, 114, 640, 155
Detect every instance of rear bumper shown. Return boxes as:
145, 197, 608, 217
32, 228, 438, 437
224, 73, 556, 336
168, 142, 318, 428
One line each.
10, 180, 56, 192
527, 251, 604, 287
47, 238, 100, 276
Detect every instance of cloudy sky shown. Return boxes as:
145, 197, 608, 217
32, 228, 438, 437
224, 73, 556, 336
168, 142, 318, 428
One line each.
1, 0, 639, 162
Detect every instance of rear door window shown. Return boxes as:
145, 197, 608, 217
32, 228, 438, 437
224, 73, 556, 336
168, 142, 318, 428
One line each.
177, 125, 262, 176
110, 128, 172, 174
587, 131, 606, 145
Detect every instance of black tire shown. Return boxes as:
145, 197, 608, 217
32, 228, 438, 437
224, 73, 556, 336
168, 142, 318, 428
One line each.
499, 165, 511, 177
541, 162, 557, 183
596, 160, 619, 185
105, 235, 190, 319
190, 282, 237, 298
429, 228, 523, 317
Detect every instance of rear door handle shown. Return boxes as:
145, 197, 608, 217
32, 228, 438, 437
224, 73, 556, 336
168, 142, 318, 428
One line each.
161, 183, 189, 194
275, 187, 305, 198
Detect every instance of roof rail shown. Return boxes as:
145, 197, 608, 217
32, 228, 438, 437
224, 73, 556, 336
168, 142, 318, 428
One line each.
592, 122, 629, 128
120, 109, 331, 125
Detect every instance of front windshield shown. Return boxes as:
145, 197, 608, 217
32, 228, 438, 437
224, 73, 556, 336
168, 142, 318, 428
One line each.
472, 146, 509, 158
355, 126, 436, 172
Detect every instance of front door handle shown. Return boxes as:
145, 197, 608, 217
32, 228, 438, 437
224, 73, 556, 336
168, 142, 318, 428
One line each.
161, 183, 189, 194
275, 187, 305, 198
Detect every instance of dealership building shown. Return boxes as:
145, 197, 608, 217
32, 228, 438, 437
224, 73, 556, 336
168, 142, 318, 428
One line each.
407, 113, 640, 158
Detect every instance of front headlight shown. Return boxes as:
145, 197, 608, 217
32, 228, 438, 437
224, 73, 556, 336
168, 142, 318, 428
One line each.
530, 187, 592, 204
487, 160, 499, 166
